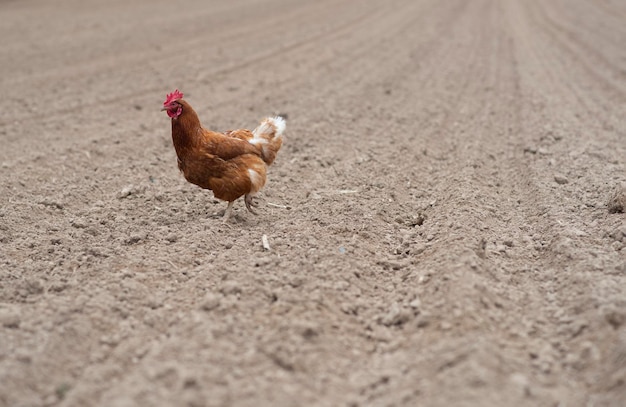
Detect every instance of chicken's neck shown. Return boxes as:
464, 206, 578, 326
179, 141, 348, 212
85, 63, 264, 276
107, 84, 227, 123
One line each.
171, 101, 203, 153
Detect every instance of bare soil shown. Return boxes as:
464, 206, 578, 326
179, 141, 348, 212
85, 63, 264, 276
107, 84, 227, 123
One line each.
1, 0, 625, 406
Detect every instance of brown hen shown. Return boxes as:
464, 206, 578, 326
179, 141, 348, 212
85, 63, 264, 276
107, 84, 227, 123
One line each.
162, 90, 285, 221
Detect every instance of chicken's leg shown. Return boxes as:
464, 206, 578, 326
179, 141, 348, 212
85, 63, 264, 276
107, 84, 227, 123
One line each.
222, 201, 235, 222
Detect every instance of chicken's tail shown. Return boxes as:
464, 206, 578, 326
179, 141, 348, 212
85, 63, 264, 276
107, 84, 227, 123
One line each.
250, 116, 285, 166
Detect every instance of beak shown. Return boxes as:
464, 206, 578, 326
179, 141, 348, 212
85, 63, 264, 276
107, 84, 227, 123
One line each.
160, 106, 168, 111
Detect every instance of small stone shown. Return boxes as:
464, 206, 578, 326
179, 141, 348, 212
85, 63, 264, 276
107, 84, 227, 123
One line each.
22, 278, 44, 295
49, 282, 69, 293
39, 199, 64, 210
100, 334, 120, 347
607, 184, 626, 214
144, 295, 162, 309
220, 281, 242, 295
0, 307, 20, 328
119, 185, 134, 198
334, 281, 350, 291
509, 373, 531, 397
70, 218, 88, 228
200, 293, 221, 311
579, 341, 600, 364
165, 233, 178, 243
55, 383, 71, 401
288, 277, 304, 288
605, 309, 625, 329
381, 302, 411, 326
537, 148, 550, 156
568, 228, 587, 237
523, 146, 537, 154
554, 174, 569, 185
340, 302, 358, 315
124, 233, 145, 245
608, 226, 626, 242
409, 297, 421, 309
416, 313, 430, 328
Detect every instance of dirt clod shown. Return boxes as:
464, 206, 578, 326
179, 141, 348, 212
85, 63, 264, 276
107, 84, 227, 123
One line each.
0, 307, 21, 328
554, 174, 569, 185
381, 302, 411, 326
607, 184, 626, 214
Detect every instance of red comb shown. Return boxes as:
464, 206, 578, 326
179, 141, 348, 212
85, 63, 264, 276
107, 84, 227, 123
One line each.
164, 89, 184, 105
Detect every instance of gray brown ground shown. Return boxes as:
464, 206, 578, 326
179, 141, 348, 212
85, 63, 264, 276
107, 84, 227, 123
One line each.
1, 0, 625, 406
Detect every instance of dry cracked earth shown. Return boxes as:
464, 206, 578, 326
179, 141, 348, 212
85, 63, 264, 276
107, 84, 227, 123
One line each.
1, 0, 625, 406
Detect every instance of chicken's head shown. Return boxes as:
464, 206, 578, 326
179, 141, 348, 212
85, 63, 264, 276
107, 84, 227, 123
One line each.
162, 89, 184, 119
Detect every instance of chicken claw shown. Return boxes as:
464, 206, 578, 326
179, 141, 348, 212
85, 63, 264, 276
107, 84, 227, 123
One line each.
244, 194, 259, 215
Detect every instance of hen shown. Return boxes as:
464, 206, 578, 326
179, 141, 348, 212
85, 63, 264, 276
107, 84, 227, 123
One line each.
161, 90, 285, 221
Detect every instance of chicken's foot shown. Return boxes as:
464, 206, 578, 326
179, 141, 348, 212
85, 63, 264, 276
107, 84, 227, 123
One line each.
244, 194, 259, 215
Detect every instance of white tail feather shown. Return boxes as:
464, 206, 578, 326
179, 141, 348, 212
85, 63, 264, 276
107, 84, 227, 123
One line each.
252, 116, 286, 142
249, 116, 285, 165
